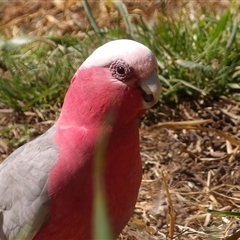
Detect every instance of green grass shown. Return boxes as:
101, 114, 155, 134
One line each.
0, 1, 240, 113
0, 36, 86, 111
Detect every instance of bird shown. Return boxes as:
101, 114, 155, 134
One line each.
0, 39, 161, 240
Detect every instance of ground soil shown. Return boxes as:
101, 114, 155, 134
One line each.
1, 1, 240, 240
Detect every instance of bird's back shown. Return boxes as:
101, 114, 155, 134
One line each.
0, 125, 59, 240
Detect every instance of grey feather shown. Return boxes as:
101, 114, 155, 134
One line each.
0, 125, 59, 240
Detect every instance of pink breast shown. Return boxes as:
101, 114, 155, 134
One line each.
34, 122, 142, 239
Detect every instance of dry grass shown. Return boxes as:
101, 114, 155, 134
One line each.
124, 97, 240, 240
0, 0, 230, 37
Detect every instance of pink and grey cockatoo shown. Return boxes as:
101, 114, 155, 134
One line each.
0, 39, 161, 239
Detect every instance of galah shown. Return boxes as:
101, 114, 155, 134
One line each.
0, 39, 161, 240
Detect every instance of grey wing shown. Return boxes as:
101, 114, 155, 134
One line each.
0, 125, 59, 240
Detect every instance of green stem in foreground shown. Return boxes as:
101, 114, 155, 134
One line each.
93, 110, 115, 239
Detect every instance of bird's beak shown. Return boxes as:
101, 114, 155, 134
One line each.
139, 71, 161, 109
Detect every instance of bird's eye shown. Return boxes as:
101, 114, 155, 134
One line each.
110, 59, 132, 82
117, 66, 125, 75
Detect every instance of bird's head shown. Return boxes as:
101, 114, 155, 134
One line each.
59, 39, 161, 126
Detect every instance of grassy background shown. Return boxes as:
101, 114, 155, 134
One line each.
0, 1, 240, 113
1, 1, 240, 239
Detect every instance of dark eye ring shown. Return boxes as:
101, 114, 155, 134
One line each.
109, 59, 132, 82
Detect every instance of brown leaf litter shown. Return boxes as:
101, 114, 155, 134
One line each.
119, 97, 240, 240
0, 0, 230, 37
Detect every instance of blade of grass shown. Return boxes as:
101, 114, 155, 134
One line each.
113, 0, 133, 35
169, 79, 207, 96
82, 0, 102, 37
93, 110, 114, 239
